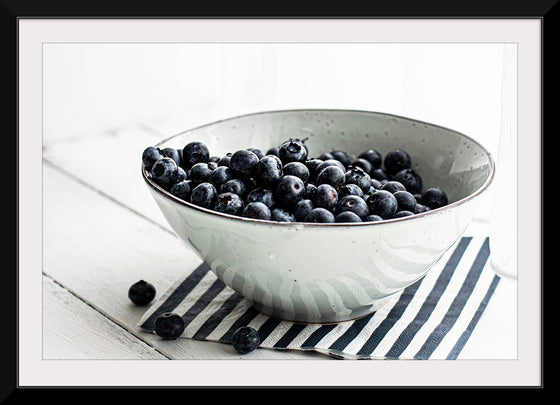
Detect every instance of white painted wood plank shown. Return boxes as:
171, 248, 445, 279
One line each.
43, 274, 167, 360
43, 164, 325, 360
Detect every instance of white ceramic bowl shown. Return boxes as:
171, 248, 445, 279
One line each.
142, 109, 495, 323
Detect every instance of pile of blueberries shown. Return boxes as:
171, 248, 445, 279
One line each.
142, 139, 448, 223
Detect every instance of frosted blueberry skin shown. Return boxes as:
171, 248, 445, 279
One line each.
220, 178, 247, 198
128, 280, 156, 306
338, 183, 364, 199
189, 162, 215, 184
271, 207, 296, 222
190, 182, 218, 209
393, 210, 415, 218
231, 326, 260, 354
304, 158, 324, 182
350, 158, 373, 175
316, 165, 346, 189
170, 179, 193, 202
182, 141, 210, 170
142, 146, 165, 170
242, 202, 272, 220
161, 147, 182, 167
209, 166, 233, 190
214, 192, 245, 216
381, 180, 407, 194
246, 187, 276, 209
278, 139, 308, 164
305, 208, 335, 223
274, 175, 305, 208
151, 157, 180, 190
330, 150, 352, 167
336, 195, 369, 219
383, 148, 412, 176
294, 199, 315, 221
313, 184, 338, 211
256, 155, 283, 188
358, 148, 383, 171
283, 162, 310, 183
371, 168, 389, 182
344, 167, 372, 193
335, 211, 363, 223
393, 190, 418, 213
420, 187, 449, 209
230, 149, 260, 179
366, 190, 398, 219
154, 312, 186, 340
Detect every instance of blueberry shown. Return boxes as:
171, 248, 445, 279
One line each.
371, 168, 389, 182
338, 183, 364, 199
209, 166, 233, 189
358, 149, 383, 170
366, 190, 398, 219
271, 208, 296, 222
414, 203, 431, 214
313, 183, 338, 211
274, 175, 305, 207
294, 199, 315, 221
230, 149, 260, 178
151, 157, 180, 189
214, 192, 244, 216
128, 280, 156, 306
393, 190, 418, 213
283, 162, 310, 183
231, 326, 260, 354
169, 179, 193, 201
142, 146, 164, 170
190, 182, 218, 209
304, 158, 324, 182
304, 208, 335, 223
189, 162, 215, 184
364, 214, 384, 222
344, 167, 371, 193
209, 155, 221, 163
246, 187, 276, 208
278, 139, 308, 164
242, 202, 272, 220
381, 180, 406, 194
316, 165, 346, 189
176, 167, 188, 183
393, 168, 423, 194
161, 147, 182, 167
336, 195, 369, 219
318, 152, 335, 161
335, 211, 362, 223
330, 150, 352, 167
266, 146, 279, 156
370, 178, 383, 190
182, 141, 210, 169
384, 148, 411, 175
154, 312, 186, 340
304, 183, 318, 200
221, 178, 247, 197
420, 187, 448, 209
256, 155, 283, 188
316, 159, 345, 173
393, 210, 415, 218
247, 148, 265, 159
217, 153, 232, 167
350, 158, 373, 175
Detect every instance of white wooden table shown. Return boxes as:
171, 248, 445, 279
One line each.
41, 112, 517, 361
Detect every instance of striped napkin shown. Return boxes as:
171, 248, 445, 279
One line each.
138, 235, 500, 359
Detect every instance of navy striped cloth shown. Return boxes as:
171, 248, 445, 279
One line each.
138, 235, 500, 359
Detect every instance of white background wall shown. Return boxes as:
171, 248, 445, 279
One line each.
43, 42, 507, 159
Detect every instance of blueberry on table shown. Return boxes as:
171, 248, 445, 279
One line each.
230, 149, 260, 178
336, 195, 369, 219
381, 180, 406, 194
256, 155, 283, 188
392, 168, 423, 194
182, 141, 210, 169
278, 139, 308, 164
393, 190, 418, 213
154, 312, 186, 341
128, 280, 156, 306
366, 190, 398, 219
335, 211, 362, 223
142, 146, 164, 170
283, 162, 310, 183
304, 208, 335, 223
231, 326, 260, 354
420, 187, 449, 209
383, 148, 411, 176
189, 162, 215, 184
313, 183, 338, 211
271, 208, 296, 222
214, 192, 245, 216
242, 202, 272, 220
246, 187, 276, 208
344, 167, 372, 193
169, 179, 193, 201
294, 199, 315, 221
316, 165, 346, 189
190, 182, 218, 209
358, 148, 383, 170
150, 157, 181, 190
274, 175, 305, 207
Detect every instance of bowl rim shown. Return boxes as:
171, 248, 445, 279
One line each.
141, 108, 496, 228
